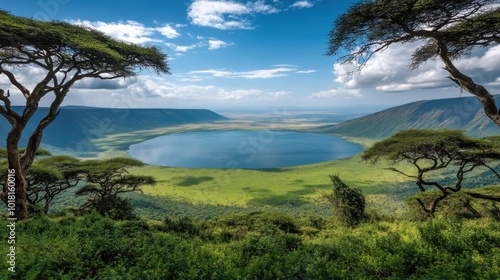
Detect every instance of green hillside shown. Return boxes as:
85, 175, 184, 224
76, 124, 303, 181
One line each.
323, 95, 500, 139
0, 106, 227, 156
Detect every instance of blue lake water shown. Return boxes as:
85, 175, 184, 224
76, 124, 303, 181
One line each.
127, 130, 363, 169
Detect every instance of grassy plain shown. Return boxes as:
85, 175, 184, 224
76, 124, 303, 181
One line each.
129, 154, 413, 215
85, 109, 498, 218
86, 109, 420, 216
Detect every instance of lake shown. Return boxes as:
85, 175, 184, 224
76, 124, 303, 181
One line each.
127, 130, 363, 169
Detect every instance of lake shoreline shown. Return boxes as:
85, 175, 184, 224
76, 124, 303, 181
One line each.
127, 130, 363, 169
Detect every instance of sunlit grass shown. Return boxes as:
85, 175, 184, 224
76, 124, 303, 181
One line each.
89, 120, 418, 214
89, 119, 493, 217
130, 153, 416, 215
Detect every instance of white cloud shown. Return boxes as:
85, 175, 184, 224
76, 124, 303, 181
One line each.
208, 39, 232, 50
333, 42, 500, 92
72, 20, 158, 44
188, 67, 295, 79
311, 88, 362, 98
0, 65, 289, 107
166, 43, 199, 53
188, 0, 251, 30
122, 75, 289, 102
187, 0, 279, 30
296, 70, 316, 74
156, 24, 181, 39
185, 65, 316, 80
248, 0, 280, 14
290, 1, 314, 9
166, 38, 232, 53
73, 77, 134, 90
215, 89, 288, 100
71, 20, 180, 44
456, 45, 500, 72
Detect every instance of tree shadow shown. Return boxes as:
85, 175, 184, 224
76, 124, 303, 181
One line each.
172, 176, 215, 187
249, 195, 307, 207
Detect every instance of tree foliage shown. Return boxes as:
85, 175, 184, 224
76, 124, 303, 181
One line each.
26, 155, 82, 214
363, 129, 500, 215
327, 0, 500, 127
76, 157, 155, 219
0, 10, 169, 219
322, 175, 366, 226
1, 149, 82, 214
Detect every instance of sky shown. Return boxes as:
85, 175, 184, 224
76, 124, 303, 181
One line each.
0, 0, 499, 110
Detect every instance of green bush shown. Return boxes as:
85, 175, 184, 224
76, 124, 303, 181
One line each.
211, 211, 301, 235
323, 175, 366, 227
164, 215, 201, 236
1, 212, 499, 279
92, 196, 138, 220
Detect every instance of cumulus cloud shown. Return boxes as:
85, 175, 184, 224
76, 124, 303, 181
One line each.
156, 25, 181, 39
165, 38, 233, 54
165, 43, 199, 53
73, 77, 135, 90
122, 75, 289, 102
208, 39, 232, 50
333, 42, 500, 92
0, 65, 289, 107
187, 0, 279, 30
455, 45, 500, 73
290, 1, 314, 9
71, 20, 180, 44
248, 0, 280, 13
1, 66, 136, 93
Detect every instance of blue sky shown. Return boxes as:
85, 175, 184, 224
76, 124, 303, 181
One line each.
1, 0, 499, 110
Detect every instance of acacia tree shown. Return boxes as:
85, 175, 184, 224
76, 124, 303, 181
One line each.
76, 157, 155, 219
362, 129, 500, 215
0, 11, 169, 219
327, 0, 500, 126
26, 155, 82, 214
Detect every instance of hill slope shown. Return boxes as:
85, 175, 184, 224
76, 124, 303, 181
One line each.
324, 95, 500, 139
0, 107, 227, 155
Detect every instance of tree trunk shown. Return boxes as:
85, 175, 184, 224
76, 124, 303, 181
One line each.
2, 88, 69, 220
6, 125, 28, 220
437, 40, 500, 128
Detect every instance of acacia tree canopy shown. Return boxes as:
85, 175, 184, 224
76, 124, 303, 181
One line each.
327, 0, 500, 127
27, 155, 82, 214
76, 157, 156, 218
362, 129, 500, 214
0, 10, 169, 219
0, 148, 80, 214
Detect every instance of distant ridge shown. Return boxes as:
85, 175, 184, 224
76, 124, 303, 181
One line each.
324, 95, 500, 139
0, 107, 228, 154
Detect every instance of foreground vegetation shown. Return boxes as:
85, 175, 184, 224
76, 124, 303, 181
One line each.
1, 129, 498, 279
1, 212, 498, 279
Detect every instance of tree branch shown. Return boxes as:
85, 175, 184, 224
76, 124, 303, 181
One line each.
0, 66, 30, 98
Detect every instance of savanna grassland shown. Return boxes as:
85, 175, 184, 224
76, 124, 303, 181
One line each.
2, 109, 500, 279
89, 109, 417, 217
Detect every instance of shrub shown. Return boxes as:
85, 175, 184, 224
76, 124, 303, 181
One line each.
323, 175, 366, 227
212, 212, 301, 235
92, 196, 137, 220
164, 215, 201, 235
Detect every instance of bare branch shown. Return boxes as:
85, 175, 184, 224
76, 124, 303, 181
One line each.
0, 66, 30, 98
